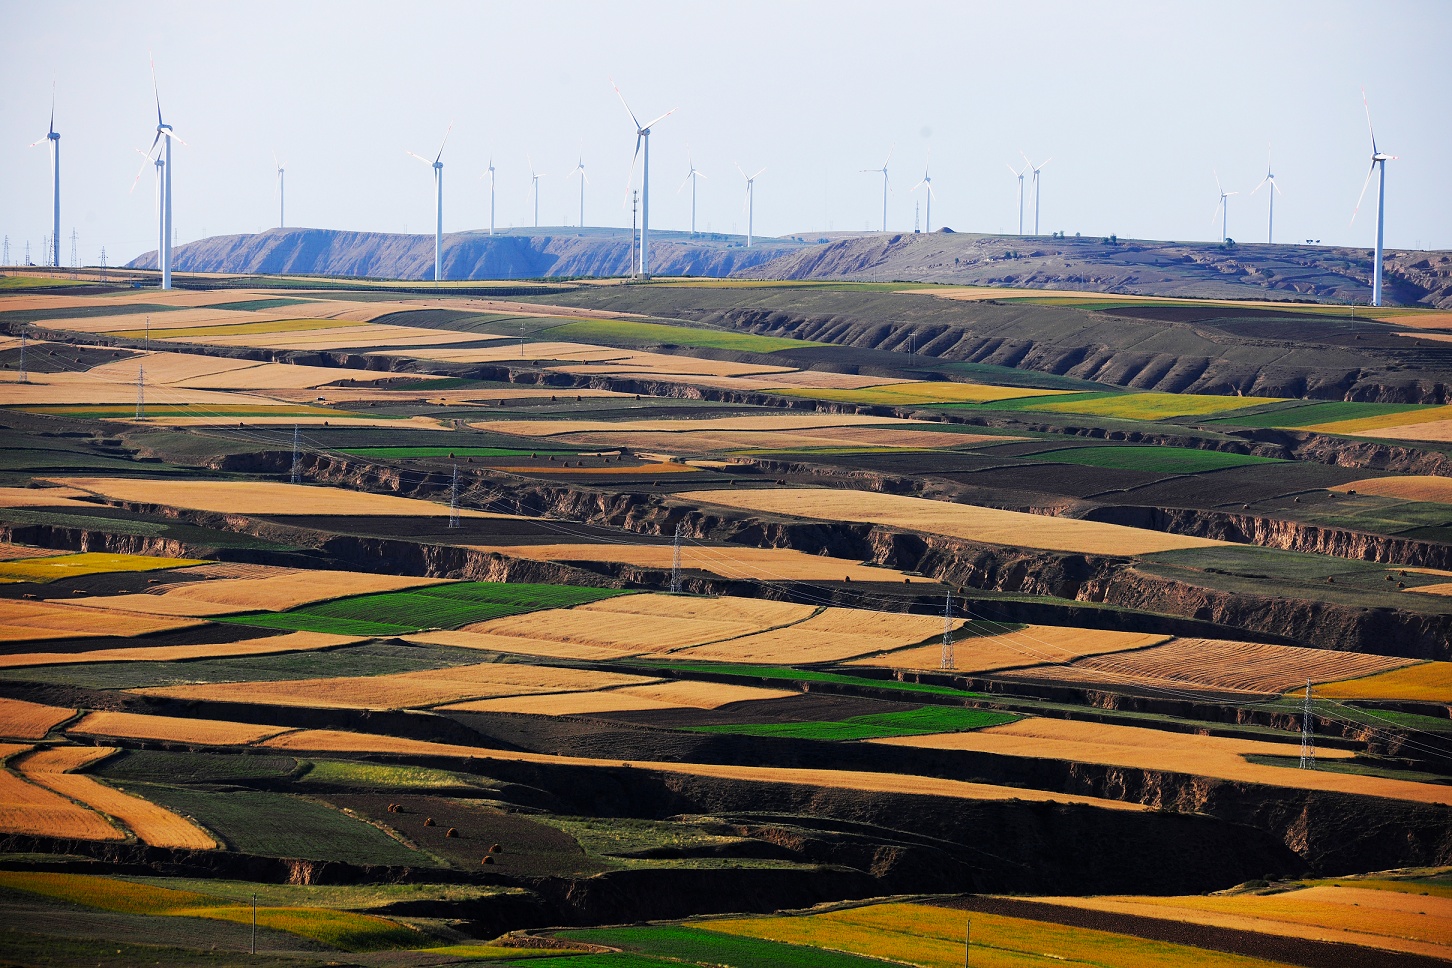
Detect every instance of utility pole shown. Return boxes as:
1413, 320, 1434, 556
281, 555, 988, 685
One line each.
671, 521, 684, 594
290, 424, 301, 484
965, 917, 971, 967
1298, 679, 1316, 769
940, 588, 954, 670
251, 893, 256, 954
448, 464, 460, 529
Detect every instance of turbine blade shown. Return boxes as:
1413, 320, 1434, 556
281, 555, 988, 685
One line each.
27, 137, 48, 149
1214, 168, 1222, 194
150, 53, 163, 126
434, 122, 453, 164
1020, 149, 1032, 167
406, 150, 432, 165
643, 108, 675, 129
678, 172, 693, 193
129, 148, 156, 193
632, 133, 642, 167
1210, 198, 1224, 225
752, 167, 766, 179
884, 145, 893, 167
1250, 176, 1268, 196
1362, 87, 1378, 154
161, 128, 188, 147
610, 78, 642, 130
1273, 179, 1284, 196
1350, 162, 1376, 224
1006, 163, 1019, 176
696, 170, 707, 180
735, 161, 747, 179
48, 82, 55, 135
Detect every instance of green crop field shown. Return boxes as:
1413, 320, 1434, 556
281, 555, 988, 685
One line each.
339, 446, 578, 458
299, 760, 489, 790
217, 581, 626, 636
1016, 391, 1290, 420
0, 551, 205, 583
0, 274, 84, 289
124, 785, 434, 867
1026, 444, 1283, 473
1205, 400, 1427, 428
546, 318, 814, 353
558, 925, 892, 967
772, 382, 1065, 406
636, 662, 987, 699
20, 404, 350, 418
202, 297, 316, 312
687, 705, 1018, 740
94, 750, 299, 785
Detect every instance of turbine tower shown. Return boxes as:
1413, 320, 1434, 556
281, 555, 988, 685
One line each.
146, 57, 183, 290
528, 157, 545, 228
1249, 145, 1281, 244
1353, 89, 1397, 307
273, 152, 285, 228
481, 157, 496, 236
27, 85, 60, 267
911, 159, 935, 233
678, 150, 706, 235
1211, 169, 1238, 244
1008, 161, 1028, 235
406, 122, 452, 282
131, 147, 165, 280
861, 147, 892, 232
1023, 152, 1051, 235
736, 164, 765, 247
612, 80, 674, 277
569, 154, 588, 228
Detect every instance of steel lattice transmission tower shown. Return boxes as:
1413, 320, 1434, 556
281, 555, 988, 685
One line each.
290, 424, 302, 485
1298, 678, 1316, 770
447, 465, 460, 529
940, 588, 954, 670
135, 365, 145, 420
18, 326, 28, 384
670, 522, 684, 594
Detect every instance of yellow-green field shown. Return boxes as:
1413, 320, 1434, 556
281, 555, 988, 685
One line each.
775, 382, 1069, 405
0, 552, 206, 583
1023, 391, 1287, 420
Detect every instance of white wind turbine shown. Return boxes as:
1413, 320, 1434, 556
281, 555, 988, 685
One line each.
1352, 89, 1397, 307
1007, 160, 1028, 235
273, 152, 285, 228
911, 157, 935, 232
861, 147, 892, 232
143, 56, 184, 289
28, 84, 60, 267
406, 122, 452, 282
612, 80, 674, 277
678, 149, 706, 235
1023, 152, 1051, 235
736, 164, 765, 247
481, 157, 496, 236
569, 154, 588, 228
1211, 169, 1237, 243
528, 157, 546, 228
1249, 145, 1282, 244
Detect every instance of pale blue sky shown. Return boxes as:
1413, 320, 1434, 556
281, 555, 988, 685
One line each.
2, 0, 1448, 265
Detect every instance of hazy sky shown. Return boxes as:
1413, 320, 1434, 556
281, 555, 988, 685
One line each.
3, 0, 1449, 266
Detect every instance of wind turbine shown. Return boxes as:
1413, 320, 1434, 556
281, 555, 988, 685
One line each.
1211, 169, 1237, 244
481, 157, 496, 236
1249, 144, 1282, 244
406, 122, 452, 282
1007, 161, 1028, 235
736, 164, 765, 247
1352, 89, 1397, 307
28, 84, 60, 267
678, 149, 706, 235
145, 56, 184, 289
911, 157, 935, 233
527, 157, 545, 228
612, 80, 674, 277
1023, 152, 1051, 235
130, 147, 165, 279
861, 147, 892, 232
273, 152, 285, 228
569, 154, 588, 228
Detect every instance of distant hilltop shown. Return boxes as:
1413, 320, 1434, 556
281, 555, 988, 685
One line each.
129, 226, 1452, 308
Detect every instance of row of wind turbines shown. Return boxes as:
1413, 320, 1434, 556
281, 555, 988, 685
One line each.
28, 66, 1403, 305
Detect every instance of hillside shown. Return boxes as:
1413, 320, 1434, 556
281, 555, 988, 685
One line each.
738, 231, 1452, 308
128, 226, 809, 280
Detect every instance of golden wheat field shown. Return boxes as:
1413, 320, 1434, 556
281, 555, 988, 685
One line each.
0, 488, 99, 509
848, 625, 1170, 673
0, 630, 361, 669
134, 663, 662, 711
477, 542, 911, 584
0, 600, 203, 643
69, 711, 291, 746
404, 630, 646, 662
66, 569, 446, 617
1332, 476, 1452, 502
547, 427, 1003, 454
1314, 662, 1452, 703
1034, 887, 1452, 961
875, 717, 1452, 804
0, 543, 64, 561
0, 698, 76, 740
55, 478, 511, 518
462, 605, 794, 655
577, 593, 816, 626
0, 743, 121, 841
674, 607, 960, 664
442, 680, 797, 716
182, 323, 505, 351
1007, 638, 1416, 695
676, 488, 1226, 556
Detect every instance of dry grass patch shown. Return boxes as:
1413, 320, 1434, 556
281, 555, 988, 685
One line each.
1035, 887, 1452, 961
674, 607, 958, 664
1315, 662, 1452, 703
134, 663, 662, 711
481, 542, 909, 583
66, 570, 446, 617
0, 698, 76, 740
1305, 407, 1452, 437
1010, 638, 1415, 695
676, 488, 1225, 556
0, 543, 65, 561
55, 478, 512, 519
444, 680, 796, 715
875, 717, 1452, 804
0, 600, 203, 642
0, 630, 360, 669
1332, 476, 1452, 503
70, 711, 290, 746
849, 625, 1168, 673
0, 743, 122, 841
